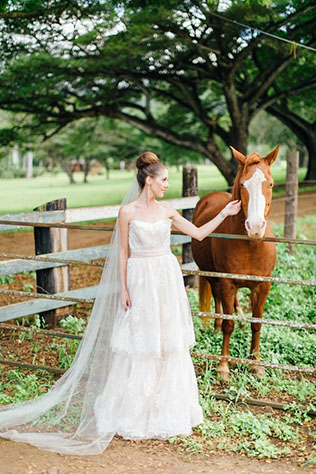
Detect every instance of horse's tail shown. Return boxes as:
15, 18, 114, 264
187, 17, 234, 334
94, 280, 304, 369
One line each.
199, 276, 211, 327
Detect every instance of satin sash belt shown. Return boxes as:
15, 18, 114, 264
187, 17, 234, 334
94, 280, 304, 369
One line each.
130, 248, 171, 258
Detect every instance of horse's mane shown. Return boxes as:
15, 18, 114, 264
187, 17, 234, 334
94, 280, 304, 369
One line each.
231, 167, 242, 200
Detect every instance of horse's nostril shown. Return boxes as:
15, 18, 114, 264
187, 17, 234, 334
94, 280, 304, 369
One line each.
261, 221, 266, 230
245, 220, 250, 231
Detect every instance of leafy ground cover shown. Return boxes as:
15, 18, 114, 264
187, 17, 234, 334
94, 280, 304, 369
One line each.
0, 164, 310, 215
0, 215, 315, 466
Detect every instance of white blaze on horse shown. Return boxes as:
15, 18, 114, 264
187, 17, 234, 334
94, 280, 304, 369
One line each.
192, 145, 280, 380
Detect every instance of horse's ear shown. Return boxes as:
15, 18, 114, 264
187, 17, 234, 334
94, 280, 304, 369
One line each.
265, 145, 280, 165
230, 146, 246, 165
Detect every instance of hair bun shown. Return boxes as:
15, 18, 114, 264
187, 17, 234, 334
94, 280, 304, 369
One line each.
136, 152, 159, 170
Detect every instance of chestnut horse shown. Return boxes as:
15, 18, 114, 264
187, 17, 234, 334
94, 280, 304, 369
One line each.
191, 146, 279, 380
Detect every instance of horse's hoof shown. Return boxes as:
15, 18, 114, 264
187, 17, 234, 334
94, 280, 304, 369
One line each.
252, 365, 265, 376
217, 367, 230, 381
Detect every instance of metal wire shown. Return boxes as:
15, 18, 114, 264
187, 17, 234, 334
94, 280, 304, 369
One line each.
192, 311, 316, 331
0, 252, 104, 267
182, 269, 316, 287
0, 219, 315, 245
0, 351, 313, 376
190, 352, 316, 374
0, 288, 94, 304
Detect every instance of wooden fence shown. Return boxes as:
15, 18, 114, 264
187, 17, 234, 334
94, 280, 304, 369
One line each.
0, 165, 315, 379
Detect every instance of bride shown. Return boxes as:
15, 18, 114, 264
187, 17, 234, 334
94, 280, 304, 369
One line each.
0, 152, 240, 455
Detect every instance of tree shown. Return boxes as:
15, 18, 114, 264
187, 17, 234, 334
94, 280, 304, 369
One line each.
0, 0, 315, 184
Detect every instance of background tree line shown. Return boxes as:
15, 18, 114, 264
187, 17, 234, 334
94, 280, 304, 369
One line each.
0, 0, 315, 184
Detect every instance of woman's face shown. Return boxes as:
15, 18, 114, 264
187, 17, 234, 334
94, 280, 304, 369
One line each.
150, 168, 169, 198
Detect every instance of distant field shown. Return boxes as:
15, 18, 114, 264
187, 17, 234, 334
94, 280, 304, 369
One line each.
0, 164, 309, 215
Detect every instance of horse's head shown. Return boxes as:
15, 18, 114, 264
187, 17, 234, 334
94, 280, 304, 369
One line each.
230, 145, 280, 240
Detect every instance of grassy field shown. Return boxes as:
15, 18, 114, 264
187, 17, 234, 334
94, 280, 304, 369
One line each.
0, 163, 310, 215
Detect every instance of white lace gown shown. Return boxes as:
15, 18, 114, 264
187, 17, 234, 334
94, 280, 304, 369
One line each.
94, 218, 203, 440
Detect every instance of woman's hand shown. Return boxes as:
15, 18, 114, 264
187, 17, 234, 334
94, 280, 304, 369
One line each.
221, 200, 241, 217
121, 288, 132, 312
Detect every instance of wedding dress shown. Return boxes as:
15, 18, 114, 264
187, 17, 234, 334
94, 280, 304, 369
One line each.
94, 218, 203, 439
0, 181, 203, 455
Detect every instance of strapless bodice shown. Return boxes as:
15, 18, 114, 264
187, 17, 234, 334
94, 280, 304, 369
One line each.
128, 219, 172, 258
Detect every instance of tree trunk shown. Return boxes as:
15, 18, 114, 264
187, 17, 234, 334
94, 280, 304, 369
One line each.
304, 136, 316, 181
205, 141, 237, 186
83, 158, 89, 183
231, 127, 249, 156
57, 159, 75, 184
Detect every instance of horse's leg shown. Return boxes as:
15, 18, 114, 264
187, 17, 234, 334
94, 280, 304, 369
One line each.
199, 276, 212, 327
214, 295, 222, 331
250, 282, 271, 376
217, 281, 236, 381
212, 282, 222, 331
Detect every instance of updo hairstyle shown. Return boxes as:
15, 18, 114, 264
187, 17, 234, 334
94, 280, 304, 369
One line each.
136, 152, 166, 190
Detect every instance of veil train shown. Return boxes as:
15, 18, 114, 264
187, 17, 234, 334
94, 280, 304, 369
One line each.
0, 179, 140, 455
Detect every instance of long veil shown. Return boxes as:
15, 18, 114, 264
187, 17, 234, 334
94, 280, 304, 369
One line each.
0, 179, 140, 455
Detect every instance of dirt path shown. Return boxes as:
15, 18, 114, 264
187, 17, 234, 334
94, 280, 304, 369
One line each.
0, 436, 314, 474
2, 191, 316, 256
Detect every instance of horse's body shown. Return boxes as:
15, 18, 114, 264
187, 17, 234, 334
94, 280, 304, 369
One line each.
191, 146, 279, 380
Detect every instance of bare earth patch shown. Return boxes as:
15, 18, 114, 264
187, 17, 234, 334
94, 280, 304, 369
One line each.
0, 436, 315, 474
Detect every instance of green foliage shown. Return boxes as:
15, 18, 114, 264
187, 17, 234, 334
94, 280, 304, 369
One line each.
59, 315, 85, 335
0, 0, 315, 183
50, 339, 80, 369
0, 274, 15, 284
0, 368, 54, 404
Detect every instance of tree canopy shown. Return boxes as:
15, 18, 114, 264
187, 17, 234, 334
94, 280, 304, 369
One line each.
0, 0, 315, 183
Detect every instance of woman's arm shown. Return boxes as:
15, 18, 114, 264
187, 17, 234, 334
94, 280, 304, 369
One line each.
170, 200, 241, 241
118, 206, 132, 310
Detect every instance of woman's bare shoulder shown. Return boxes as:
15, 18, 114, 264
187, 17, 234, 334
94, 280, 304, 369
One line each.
119, 202, 137, 219
158, 201, 177, 218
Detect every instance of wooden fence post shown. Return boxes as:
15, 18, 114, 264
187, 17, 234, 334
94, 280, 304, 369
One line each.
182, 165, 198, 287
33, 199, 70, 328
284, 150, 299, 254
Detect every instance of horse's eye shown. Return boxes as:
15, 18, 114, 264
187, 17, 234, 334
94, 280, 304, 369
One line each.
240, 183, 244, 187
270, 183, 273, 187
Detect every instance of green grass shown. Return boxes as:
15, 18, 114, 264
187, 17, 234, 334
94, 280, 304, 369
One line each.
0, 164, 310, 214
179, 213, 316, 461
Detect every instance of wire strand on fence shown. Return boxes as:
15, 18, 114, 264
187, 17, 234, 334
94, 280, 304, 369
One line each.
0, 252, 104, 267
0, 219, 316, 245
191, 311, 316, 331
182, 269, 316, 287
0, 323, 82, 340
0, 358, 64, 375
0, 350, 313, 375
190, 352, 316, 374
0, 288, 94, 304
